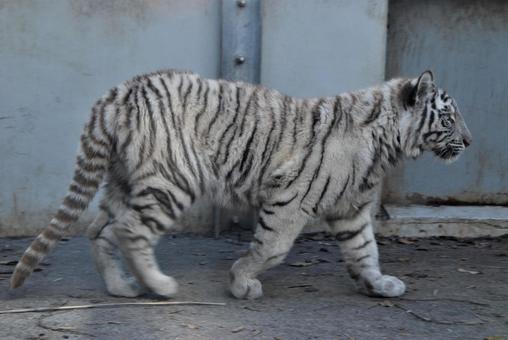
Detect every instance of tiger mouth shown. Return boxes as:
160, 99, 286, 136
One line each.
433, 143, 464, 162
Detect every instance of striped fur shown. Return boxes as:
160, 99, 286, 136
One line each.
11, 70, 471, 299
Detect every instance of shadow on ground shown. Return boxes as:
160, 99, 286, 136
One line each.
0, 231, 507, 339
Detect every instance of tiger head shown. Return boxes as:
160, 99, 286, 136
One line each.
399, 70, 472, 163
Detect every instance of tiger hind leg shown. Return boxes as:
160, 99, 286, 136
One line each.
112, 185, 195, 297
87, 209, 143, 297
113, 216, 178, 297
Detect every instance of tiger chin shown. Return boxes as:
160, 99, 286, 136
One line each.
10, 69, 471, 300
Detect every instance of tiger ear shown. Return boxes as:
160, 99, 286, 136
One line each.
400, 70, 434, 109
415, 70, 434, 103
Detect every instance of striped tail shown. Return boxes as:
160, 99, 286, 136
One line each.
10, 96, 114, 289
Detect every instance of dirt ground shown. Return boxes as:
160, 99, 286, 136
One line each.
0, 231, 507, 340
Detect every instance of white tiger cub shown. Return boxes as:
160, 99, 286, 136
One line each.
11, 70, 471, 299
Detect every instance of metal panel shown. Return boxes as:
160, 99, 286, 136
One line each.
0, 0, 221, 233
221, 0, 261, 82
217, 0, 262, 235
261, 0, 388, 97
385, 0, 508, 205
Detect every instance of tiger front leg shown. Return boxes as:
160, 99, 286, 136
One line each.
328, 207, 406, 297
230, 202, 307, 300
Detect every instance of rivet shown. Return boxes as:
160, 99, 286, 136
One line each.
237, 0, 247, 8
235, 55, 246, 65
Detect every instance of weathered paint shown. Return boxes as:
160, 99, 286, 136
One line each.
0, 0, 221, 234
385, 0, 508, 205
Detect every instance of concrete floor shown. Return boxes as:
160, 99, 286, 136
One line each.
0, 232, 507, 340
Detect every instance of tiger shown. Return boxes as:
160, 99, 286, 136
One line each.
10, 69, 471, 299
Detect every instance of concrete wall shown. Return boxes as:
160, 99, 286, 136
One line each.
0, 0, 221, 235
385, 0, 508, 205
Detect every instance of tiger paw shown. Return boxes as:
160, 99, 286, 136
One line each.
363, 275, 406, 297
106, 277, 144, 297
149, 275, 179, 297
230, 276, 263, 300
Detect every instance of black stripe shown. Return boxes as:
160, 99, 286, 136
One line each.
141, 86, 156, 160
73, 171, 100, 189
413, 106, 428, 147
362, 92, 383, 126
258, 216, 275, 232
211, 87, 239, 164
252, 235, 263, 245
300, 101, 336, 206
355, 254, 371, 263
274, 96, 290, 151
194, 83, 210, 135
359, 145, 382, 192
81, 135, 108, 159
161, 76, 178, 131
270, 192, 298, 207
153, 78, 195, 200
134, 87, 142, 131
77, 156, 106, 173
69, 183, 94, 198
312, 176, 331, 214
134, 135, 147, 170
180, 134, 199, 183
284, 99, 325, 189
218, 87, 242, 166
332, 174, 350, 206
138, 187, 176, 219
353, 239, 372, 250
238, 89, 257, 138
257, 91, 276, 179
291, 100, 298, 148
177, 75, 184, 98
238, 113, 258, 173
333, 96, 344, 129
335, 223, 368, 242
427, 109, 435, 129
189, 140, 205, 193
206, 83, 224, 135
351, 161, 356, 186
63, 196, 87, 210
225, 89, 259, 180
261, 208, 275, 215
158, 77, 193, 197
182, 78, 193, 112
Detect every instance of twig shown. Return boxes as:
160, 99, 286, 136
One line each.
399, 297, 490, 307
393, 303, 485, 326
0, 301, 226, 315
287, 284, 313, 289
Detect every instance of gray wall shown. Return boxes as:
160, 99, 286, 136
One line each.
385, 0, 508, 205
261, 0, 388, 97
0, 0, 221, 235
